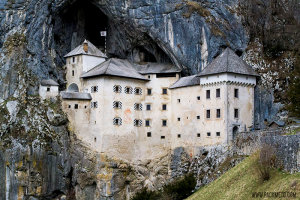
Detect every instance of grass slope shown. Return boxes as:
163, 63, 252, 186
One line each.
187, 153, 300, 200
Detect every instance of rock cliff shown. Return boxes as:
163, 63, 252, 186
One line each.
0, 0, 299, 199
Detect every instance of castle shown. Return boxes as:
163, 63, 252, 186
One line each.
40, 40, 259, 162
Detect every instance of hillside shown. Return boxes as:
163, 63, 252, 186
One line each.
187, 153, 300, 200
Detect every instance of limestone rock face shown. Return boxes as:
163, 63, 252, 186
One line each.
0, 0, 299, 199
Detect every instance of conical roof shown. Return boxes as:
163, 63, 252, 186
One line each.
81, 58, 149, 81
198, 48, 259, 77
64, 40, 107, 58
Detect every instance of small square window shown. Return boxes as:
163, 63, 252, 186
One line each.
177, 117, 180, 121
162, 88, 168, 94
47, 87, 50, 92
134, 87, 142, 95
216, 109, 221, 118
177, 134, 181, 138
72, 70, 75, 76
68, 105, 71, 108
178, 99, 181, 103
162, 120, 167, 127
162, 104, 167, 110
147, 132, 151, 137
197, 116, 200, 119
234, 89, 239, 98
91, 86, 98, 93
216, 88, 220, 98
147, 88, 152, 95
206, 90, 210, 99
207, 132, 211, 136
161, 136, 165, 139
91, 102, 98, 108
206, 110, 210, 119
234, 109, 239, 118
197, 96, 200, 100
145, 120, 150, 127
125, 86, 133, 94
148, 75, 151, 79
197, 133, 201, 137
216, 132, 220, 136
72, 57, 75, 63
146, 104, 151, 110
114, 85, 122, 93
74, 104, 78, 109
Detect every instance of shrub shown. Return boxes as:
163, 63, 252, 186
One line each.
254, 145, 276, 181
130, 188, 160, 200
163, 173, 197, 200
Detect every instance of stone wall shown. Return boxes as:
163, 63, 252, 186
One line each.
232, 129, 300, 173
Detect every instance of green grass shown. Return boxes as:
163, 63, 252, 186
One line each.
187, 153, 300, 200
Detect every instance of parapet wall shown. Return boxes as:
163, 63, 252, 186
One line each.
232, 129, 299, 173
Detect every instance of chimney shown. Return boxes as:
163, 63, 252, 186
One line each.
83, 39, 88, 53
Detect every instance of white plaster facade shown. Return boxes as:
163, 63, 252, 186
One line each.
59, 42, 258, 162
39, 79, 59, 100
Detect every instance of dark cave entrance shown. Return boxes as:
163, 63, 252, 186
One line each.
53, 0, 173, 68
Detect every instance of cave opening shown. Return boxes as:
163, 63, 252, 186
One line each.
53, 0, 173, 69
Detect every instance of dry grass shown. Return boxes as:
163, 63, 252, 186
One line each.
187, 152, 300, 200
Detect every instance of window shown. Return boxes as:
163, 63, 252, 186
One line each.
147, 132, 152, 137
72, 57, 75, 63
113, 85, 122, 93
113, 117, 122, 125
197, 116, 200, 119
47, 87, 50, 92
216, 88, 220, 98
145, 119, 151, 127
216, 132, 220, 136
147, 88, 152, 95
216, 109, 221, 118
162, 104, 167, 110
134, 87, 142, 95
134, 119, 142, 127
134, 103, 143, 111
146, 104, 151, 111
84, 106, 87, 109
72, 70, 75, 76
161, 136, 165, 139
207, 132, 211, 136
206, 90, 210, 99
197, 133, 201, 137
91, 101, 98, 108
156, 73, 176, 78
234, 88, 239, 98
68, 105, 71, 108
113, 101, 122, 109
206, 110, 210, 118
162, 120, 167, 127
74, 104, 78, 109
177, 134, 181, 138
197, 96, 200, 100
177, 99, 181, 103
94, 137, 97, 142
125, 86, 133, 94
234, 109, 239, 118
148, 75, 151, 79
91, 86, 98, 93
177, 117, 181, 121
162, 88, 168, 95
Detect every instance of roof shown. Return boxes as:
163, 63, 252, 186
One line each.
81, 58, 149, 81
64, 40, 107, 58
40, 79, 59, 86
169, 75, 200, 89
60, 91, 92, 100
269, 121, 285, 127
133, 62, 181, 74
198, 48, 259, 77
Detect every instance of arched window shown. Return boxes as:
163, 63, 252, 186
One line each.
113, 85, 122, 93
113, 101, 122, 109
125, 86, 133, 94
134, 87, 142, 95
134, 103, 142, 111
113, 117, 122, 125
67, 83, 79, 92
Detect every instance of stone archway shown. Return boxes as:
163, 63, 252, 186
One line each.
67, 83, 79, 92
232, 126, 239, 139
